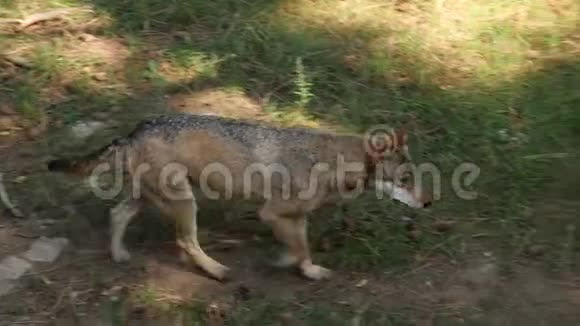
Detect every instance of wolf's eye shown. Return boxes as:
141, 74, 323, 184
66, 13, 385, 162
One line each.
399, 173, 412, 184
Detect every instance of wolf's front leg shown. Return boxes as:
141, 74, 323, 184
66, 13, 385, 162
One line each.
259, 201, 332, 280
143, 183, 230, 281
173, 197, 230, 281
293, 216, 332, 280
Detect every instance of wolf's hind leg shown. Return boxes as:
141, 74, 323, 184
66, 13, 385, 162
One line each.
110, 198, 141, 262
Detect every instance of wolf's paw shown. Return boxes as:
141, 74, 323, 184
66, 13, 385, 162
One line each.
301, 262, 332, 280
111, 247, 131, 262
205, 262, 230, 282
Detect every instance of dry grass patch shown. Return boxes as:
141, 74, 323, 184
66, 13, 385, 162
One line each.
167, 88, 265, 119
273, 0, 579, 87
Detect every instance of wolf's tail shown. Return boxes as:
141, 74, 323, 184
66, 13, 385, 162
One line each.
47, 137, 128, 177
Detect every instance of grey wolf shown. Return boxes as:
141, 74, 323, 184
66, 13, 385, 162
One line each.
48, 113, 430, 281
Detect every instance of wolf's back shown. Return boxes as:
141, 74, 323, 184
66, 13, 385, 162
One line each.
47, 113, 329, 176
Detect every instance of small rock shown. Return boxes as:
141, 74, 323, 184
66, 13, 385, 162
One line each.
70, 121, 105, 139
92, 72, 107, 82
21, 237, 69, 263
355, 279, 368, 288
0, 256, 32, 280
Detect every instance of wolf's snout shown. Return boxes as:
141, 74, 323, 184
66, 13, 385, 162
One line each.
385, 181, 433, 209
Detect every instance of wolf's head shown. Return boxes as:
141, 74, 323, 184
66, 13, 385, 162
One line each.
364, 127, 431, 208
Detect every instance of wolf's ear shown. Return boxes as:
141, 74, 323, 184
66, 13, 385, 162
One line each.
394, 128, 408, 148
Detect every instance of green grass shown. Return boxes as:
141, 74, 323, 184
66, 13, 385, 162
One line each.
1, 0, 580, 323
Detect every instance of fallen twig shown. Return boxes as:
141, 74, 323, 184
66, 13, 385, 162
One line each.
0, 7, 93, 31
0, 173, 24, 218
19, 8, 77, 30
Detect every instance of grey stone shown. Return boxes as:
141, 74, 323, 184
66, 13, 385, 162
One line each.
70, 121, 105, 139
0, 256, 32, 280
21, 237, 69, 263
